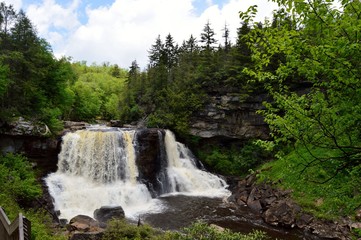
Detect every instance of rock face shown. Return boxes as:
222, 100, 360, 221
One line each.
93, 206, 125, 224
135, 128, 167, 196
0, 117, 50, 136
228, 173, 353, 239
190, 93, 269, 140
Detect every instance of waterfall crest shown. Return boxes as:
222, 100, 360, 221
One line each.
45, 127, 229, 221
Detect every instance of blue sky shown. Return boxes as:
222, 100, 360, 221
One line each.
7, 0, 278, 68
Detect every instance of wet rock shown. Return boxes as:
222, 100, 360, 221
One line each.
262, 200, 301, 227
94, 206, 125, 224
245, 173, 257, 187
68, 215, 101, 232
308, 219, 350, 240
228, 172, 354, 239
63, 121, 89, 131
261, 196, 277, 207
109, 120, 122, 127
135, 128, 165, 196
59, 219, 68, 227
235, 191, 248, 205
295, 213, 313, 229
247, 199, 262, 213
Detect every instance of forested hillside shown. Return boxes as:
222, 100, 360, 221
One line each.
0, 0, 361, 238
0, 2, 129, 132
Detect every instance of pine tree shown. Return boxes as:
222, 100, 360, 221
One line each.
222, 22, 231, 52
200, 21, 217, 51
148, 35, 165, 67
164, 33, 178, 71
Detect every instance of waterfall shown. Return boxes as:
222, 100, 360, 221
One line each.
164, 130, 228, 196
45, 127, 229, 221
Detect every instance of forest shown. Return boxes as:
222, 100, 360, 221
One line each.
0, 0, 360, 239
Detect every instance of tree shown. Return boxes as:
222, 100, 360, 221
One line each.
0, 63, 9, 99
164, 33, 178, 71
242, 0, 361, 181
110, 64, 122, 78
222, 22, 231, 52
200, 21, 217, 51
148, 35, 165, 67
0, 2, 16, 48
181, 35, 199, 54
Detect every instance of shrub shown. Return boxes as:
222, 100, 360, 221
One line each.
0, 153, 41, 202
102, 220, 268, 240
102, 219, 159, 240
197, 140, 271, 176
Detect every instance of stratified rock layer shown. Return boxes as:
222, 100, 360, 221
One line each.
190, 93, 269, 140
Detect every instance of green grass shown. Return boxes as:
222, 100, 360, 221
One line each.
257, 146, 361, 220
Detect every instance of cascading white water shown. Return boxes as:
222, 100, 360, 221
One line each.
45, 128, 162, 221
164, 130, 228, 196
45, 127, 229, 221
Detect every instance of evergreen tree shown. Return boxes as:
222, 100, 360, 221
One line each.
164, 33, 178, 71
200, 21, 217, 51
148, 35, 165, 67
182, 34, 199, 53
222, 22, 231, 52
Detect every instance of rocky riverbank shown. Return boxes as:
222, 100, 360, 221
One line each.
227, 172, 358, 240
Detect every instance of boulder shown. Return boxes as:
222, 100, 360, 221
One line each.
94, 206, 125, 223
262, 200, 301, 227
67, 215, 101, 232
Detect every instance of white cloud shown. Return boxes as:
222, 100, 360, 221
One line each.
26, 0, 81, 49
24, 0, 278, 69
5, 0, 22, 10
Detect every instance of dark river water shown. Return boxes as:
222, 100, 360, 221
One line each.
139, 195, 323, 240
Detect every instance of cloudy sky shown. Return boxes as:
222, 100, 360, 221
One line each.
7, 0, 278, 69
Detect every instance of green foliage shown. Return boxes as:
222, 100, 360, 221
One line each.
70, 62, 127, 121
241, 0, 361, 180
0, 63, 9, 98
102, 220, 268, 240
26, 210, 66, 240
197, 141, 271, 176
0, 153, 65, 239
102, 219, 159, 240
171, 222, 267, 240
120, 19, 257, 132
257, 147, 361, 220
0, 2, 79, 132
0, 153, 41, 202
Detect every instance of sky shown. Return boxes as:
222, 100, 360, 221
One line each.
6, 0, 278, 69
